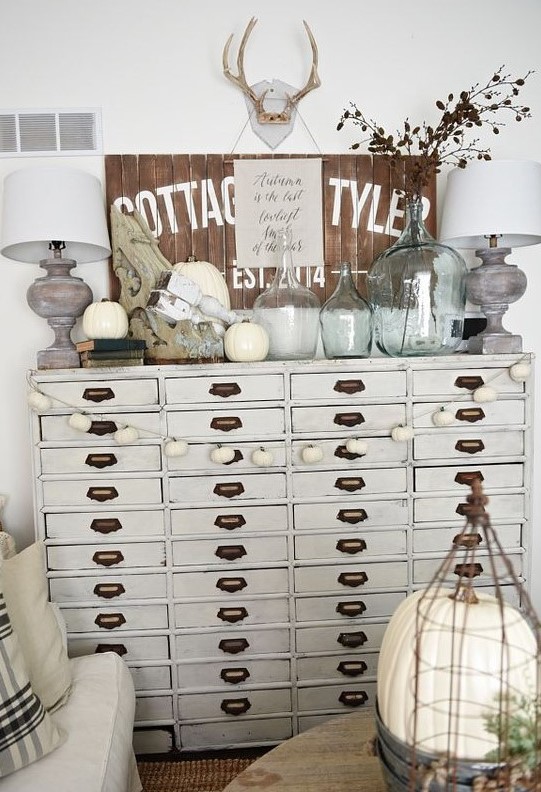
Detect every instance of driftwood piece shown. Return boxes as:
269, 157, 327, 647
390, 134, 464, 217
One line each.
110, 206, 224, 362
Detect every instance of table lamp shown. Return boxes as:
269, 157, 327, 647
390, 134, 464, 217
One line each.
1, 166, 111, 369
439, 159, 541, 354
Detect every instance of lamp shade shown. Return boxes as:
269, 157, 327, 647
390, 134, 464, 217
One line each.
439, 159, 541, 249
1, 166, 111, 263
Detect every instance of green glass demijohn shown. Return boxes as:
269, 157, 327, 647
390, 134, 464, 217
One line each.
319, 262, 373, 358
367, 199, 467, 357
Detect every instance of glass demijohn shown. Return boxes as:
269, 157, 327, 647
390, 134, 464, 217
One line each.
252, 227, 320, 360
367, 199, 467, 357
319, 262, 373, 358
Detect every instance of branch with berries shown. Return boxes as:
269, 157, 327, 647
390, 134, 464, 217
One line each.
337, 66, 533, 201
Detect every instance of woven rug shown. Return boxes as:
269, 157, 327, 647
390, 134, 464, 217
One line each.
137, 756, 256, 792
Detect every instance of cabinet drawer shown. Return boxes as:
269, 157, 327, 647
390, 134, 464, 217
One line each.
175, 627, 291, 660
42, 477, 163, 507
37, 378, 159, 407
414, 492, 525, 523
294, 530, 406, 561
292, 467, 406, 498
47, 542, 166, 570
45, 510, 165, 539
290, 371, 407, 400
61, 603, 169, 633
413, 430, 524, 460
413, 552, 523, 585
413, 400, 525, 428
41, 445, 162, 475
412, 524, 522, 553
297, 653, 378, 682
294, 562, 407, 593
296, 623, 387, 654
167, 407, 285, 439
292, 437, 407, 467
175, 597, 289, 629
173, 568, 289, 598
179, 717, 292, 749
413, 367, 524, 397
167, 442, 286, 472
297, 682, 376, 712
49, 572, 167, 602
179, 687, 291, 720
172, 536, 288, 567
178, 658, 290, 689
135, 695, 174, 722
169, 473, 286, 503
171, 505, 288, 536
295, 591, 405, 622
39, 412, 161, 442
414, 463, 524, 492
165, 374, 284, 404
130, 665, 172, 692
291, 404, 405, 434
68, 634, 170, 661
294, 500, 408, 530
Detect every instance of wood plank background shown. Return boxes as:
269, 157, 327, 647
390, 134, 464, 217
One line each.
105, 154, 436, 310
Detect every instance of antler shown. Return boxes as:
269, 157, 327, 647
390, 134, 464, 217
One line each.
222, 18, 321, 124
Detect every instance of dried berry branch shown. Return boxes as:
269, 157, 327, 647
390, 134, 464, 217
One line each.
337, 66, 533, 201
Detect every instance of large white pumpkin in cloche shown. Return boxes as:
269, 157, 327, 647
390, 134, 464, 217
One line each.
173, 256, 231, 310
377, 587, 537, 759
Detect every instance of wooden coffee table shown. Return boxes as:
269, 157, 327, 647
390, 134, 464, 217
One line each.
223, 709, 386, 791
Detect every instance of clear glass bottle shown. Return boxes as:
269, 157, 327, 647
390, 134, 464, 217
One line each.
367, 198, 467, 357
252, 227, 320, 360
319, 262, 373, 358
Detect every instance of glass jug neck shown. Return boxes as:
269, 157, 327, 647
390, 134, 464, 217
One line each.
397, 199, 434, 246
274, 228, 302, 287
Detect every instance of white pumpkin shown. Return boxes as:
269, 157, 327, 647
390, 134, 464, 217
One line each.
224, 320, 269, 362
345, 437, 368, 456
473, 384, 498, 403
509, 361, 531, 382
210, 445, 236, 464
173, 257, 231, 310
431, 407, 455, 427
27, 390, 52, 412
114, 426, 139, 445
164, 439, 189, 458
251, 447, 274, 467
301, 444, 324, 464
377, 588, 537, 759
82, 299, 129, 339
391, 424, 413, 442
68, 412, 92, 432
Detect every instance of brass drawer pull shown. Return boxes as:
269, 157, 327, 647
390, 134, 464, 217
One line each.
454, 470, 484, 486
454, 375, 484, 391
333, 412, 365, 428
83, 387, 115, 403
220, 667, 250, 684
223, 450, 244, 465
219, 638, 250, 654
337, 630, 367, 648
334, 445, 365, 460
216, 577, 247, 593
454, 562, 483, 578
95, 643, 127, 656
455, 439, 485, 455
87, 486, 119, 502
213, 482, 245, 499
217, 607, 248, 623
92, 550, 124, 567
93, 582, 126, 599
338, 571, 368, 588
335, 477, 365, 493
85, 453, 118, 469
95, 612, 126, 630
214, 514, 247, 531
456, 407, 485, 423
337, 508, 367, 524
337, 660, 368, 677
89, 420, 118, 436
333, 379, 365, 395
221, 697, 251, 716
336, 601, 366, 618
456, 502, 485, 518
209, 382, 242, 398
210, 416, 243, 432
336, 538, 367, 555
215, 545, 247, 561
90, 518, 123, 534
453, 533, 482, 549
339, 690, 368, 708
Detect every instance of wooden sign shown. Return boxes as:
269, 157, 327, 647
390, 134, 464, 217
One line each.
105, 154, 436, 310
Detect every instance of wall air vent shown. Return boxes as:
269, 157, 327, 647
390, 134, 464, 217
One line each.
0, 108, 102, 157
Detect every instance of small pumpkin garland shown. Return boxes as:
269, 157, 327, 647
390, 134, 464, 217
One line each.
210, 444, 236, 464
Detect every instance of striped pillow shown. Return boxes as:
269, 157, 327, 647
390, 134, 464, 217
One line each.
0, 590, 64, 777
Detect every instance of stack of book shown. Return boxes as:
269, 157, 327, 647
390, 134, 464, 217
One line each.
76, 338, 147, 367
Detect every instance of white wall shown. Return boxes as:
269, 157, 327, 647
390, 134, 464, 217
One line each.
1, 0, 540, 598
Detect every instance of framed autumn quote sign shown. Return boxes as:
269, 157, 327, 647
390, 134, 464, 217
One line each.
104, 153, 436, 310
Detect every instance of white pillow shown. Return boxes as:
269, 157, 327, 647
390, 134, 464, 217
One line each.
1, 541, 72, 712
